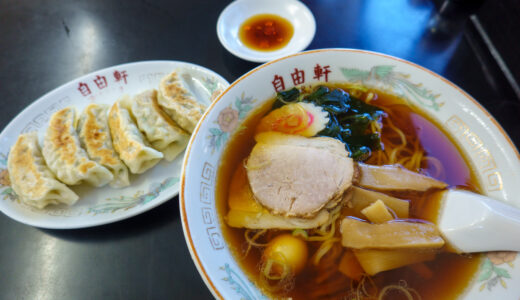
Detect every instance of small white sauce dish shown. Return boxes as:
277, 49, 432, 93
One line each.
217, 0, 316, 63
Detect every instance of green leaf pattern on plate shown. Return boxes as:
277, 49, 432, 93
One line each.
87, 177, 179, 215
202, 76, 220, 96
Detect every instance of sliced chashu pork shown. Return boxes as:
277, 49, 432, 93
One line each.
246, 132, 355, 218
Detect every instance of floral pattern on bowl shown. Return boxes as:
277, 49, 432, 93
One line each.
207, 92, 257, 153
478, 251, 517, 291
341, 65, 443, 110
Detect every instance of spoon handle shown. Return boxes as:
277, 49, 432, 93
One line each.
438, 190, 520, 253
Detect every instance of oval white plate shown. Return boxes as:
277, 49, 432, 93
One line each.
217, 0, 316, 63
0, 60, 229, 229
181, 49, 520, 299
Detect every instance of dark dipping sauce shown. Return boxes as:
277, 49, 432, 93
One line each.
216, 84, 483, 300
239, 14, 294, 51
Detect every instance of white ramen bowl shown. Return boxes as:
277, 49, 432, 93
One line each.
180, 49, 520, 299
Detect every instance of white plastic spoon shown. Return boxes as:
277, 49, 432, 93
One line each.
438, 189, 520, 253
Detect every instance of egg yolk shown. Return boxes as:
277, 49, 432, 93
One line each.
263, 234, 308, 275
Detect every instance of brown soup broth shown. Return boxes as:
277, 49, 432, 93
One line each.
216, 84, 482, 300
